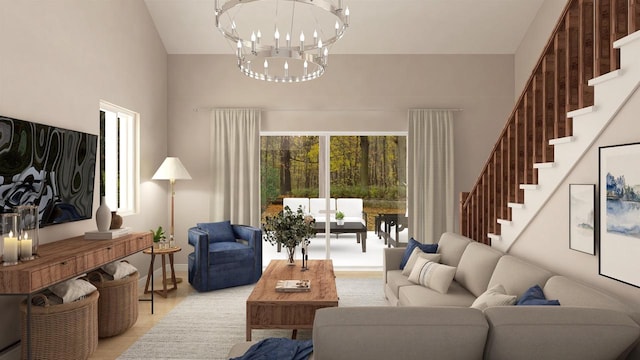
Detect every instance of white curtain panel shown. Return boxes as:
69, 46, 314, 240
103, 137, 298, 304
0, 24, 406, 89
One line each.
407, 109, 455, 243
210, 109, 261, 227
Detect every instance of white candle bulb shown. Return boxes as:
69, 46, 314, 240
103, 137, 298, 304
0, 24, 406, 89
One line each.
345, 7, 350, 25
257, 30, 262, 44
304, 60, 308, 76
274, 28, 280, 51
284, 61, 289, 77
251, 32, 256, 52
335, 20, 340, 35
313, 29, 318, 45
300, 31, 305, 51
286, 32, 291, 48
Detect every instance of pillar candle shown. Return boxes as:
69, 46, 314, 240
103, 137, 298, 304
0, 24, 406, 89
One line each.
4, 233, 18, 263
20, 233, 32, 259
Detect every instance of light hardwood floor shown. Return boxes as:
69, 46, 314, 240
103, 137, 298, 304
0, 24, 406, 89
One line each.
89, 270, 382, 360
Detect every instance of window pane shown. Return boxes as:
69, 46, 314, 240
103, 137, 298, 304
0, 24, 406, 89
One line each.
99, 102, 138, 215
260, 136, 320, 218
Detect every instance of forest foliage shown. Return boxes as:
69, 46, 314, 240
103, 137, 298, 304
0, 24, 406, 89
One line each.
261, 136, 407, 212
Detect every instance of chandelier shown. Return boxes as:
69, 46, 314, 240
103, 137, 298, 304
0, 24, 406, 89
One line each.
215, 0, 350, 83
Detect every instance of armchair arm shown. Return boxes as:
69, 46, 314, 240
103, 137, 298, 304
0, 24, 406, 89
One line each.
232, 225, 263, 282
188, 227, 210, 287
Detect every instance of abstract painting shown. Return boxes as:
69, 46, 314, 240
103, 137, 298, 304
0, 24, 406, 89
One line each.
569, 184, 595, 255
0, 116, 97, 227
599, 142, 640, 287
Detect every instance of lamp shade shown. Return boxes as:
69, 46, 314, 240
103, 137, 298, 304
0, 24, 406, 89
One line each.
152, 157, 192, 181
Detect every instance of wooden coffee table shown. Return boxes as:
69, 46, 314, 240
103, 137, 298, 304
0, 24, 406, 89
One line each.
246, 259, 338, 341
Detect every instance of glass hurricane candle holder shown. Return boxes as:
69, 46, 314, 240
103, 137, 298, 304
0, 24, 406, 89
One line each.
2, 213, 20, 266
16, 205, 38, 260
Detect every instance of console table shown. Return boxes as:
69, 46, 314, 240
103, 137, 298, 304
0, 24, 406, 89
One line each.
0, 231, 153, 359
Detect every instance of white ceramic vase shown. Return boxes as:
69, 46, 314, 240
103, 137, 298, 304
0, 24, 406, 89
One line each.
96, 196, 112, 232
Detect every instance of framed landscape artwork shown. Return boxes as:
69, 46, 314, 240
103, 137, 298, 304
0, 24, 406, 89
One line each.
569, 184, 595, 255
599, 142, 640, 287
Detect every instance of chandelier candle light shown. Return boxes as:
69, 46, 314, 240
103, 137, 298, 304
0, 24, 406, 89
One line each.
215, 0, 350, 82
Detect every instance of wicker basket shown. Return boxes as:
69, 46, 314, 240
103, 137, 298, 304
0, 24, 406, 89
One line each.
87, 270, 139, 338
20, 290, 99, 360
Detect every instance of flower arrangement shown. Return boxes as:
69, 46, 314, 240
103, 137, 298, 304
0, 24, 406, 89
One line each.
264, 206, 316, 263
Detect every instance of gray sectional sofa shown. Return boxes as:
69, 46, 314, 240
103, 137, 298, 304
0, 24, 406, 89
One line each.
230, 232, 640, 359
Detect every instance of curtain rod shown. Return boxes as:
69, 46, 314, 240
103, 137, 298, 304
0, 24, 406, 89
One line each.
193, 107, 463, 112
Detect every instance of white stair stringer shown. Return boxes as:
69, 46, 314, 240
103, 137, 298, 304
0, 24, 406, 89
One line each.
490, 30, 640, 253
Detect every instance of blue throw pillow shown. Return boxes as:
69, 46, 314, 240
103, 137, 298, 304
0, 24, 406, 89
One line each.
198, 220, 236, 243
399, 238, 438, 270
517, 285, 560, 306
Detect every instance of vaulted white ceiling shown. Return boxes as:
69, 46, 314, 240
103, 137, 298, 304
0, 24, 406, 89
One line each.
145, 0, 545, 55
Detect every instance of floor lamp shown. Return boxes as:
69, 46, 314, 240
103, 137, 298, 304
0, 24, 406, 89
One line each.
152, 157, 192, 248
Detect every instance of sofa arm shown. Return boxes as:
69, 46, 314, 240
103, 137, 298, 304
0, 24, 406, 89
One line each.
312, 307, 487, 360
383, 247, 405, 284
483, 306, 640, 360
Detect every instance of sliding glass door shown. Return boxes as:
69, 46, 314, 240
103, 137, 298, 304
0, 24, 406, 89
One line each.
260, 133, 407, 266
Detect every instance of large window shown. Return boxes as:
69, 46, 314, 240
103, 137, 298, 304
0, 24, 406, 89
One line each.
99, 101, 139, 215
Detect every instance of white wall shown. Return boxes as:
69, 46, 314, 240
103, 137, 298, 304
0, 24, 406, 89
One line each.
510, 87, 640, 311
0, 0, 167, 355
514, 0, 568, 98
167, 53, 515, 265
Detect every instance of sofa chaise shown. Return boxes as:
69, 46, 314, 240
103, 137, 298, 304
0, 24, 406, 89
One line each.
229, 232, 640, 359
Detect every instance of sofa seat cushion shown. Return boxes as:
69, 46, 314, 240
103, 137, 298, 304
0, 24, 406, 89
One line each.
398, 281, 476, 307
209, 242, 254, 265
484, 306, 640, 360
386, 270, 413, 299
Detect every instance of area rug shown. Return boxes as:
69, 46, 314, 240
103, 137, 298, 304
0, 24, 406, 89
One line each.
118, 278, 387, 360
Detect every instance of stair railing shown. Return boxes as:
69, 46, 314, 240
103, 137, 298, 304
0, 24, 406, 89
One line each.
459, 0, 640, 245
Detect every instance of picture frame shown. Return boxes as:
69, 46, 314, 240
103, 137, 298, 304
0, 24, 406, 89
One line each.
569, 184, 596, 255
599, 142, 640, 287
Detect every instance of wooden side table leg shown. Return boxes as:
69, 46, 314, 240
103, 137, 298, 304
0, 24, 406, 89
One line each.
169, 253, 178, 290
159, 254, 168, 297
144, 254, 156, 294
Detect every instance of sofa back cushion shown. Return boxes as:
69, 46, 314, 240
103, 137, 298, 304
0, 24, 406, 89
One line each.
487, 255, 552, 298
197, 221, 236, 243
436, 232, 472, 267
455, 242, 503, 297
336, 198, 363, 218
283, 198, 309, 214
309, 198, 336, 220
313, 307, 488, 360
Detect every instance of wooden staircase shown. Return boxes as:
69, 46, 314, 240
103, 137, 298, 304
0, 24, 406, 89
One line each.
459, 0, 640, 250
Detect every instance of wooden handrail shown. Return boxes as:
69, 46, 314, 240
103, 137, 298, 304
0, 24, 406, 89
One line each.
460, 0, 640, 245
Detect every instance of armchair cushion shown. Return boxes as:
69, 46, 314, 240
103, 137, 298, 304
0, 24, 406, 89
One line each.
198, 220, 235, 243
209, 242, 255, 265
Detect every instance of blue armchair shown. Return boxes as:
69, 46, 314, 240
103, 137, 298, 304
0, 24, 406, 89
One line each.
187, 221, 262, 292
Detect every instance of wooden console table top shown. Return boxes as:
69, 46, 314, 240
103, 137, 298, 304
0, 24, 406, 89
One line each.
0, 232, 152, 294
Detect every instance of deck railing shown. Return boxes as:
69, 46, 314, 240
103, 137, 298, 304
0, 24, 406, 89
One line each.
459, 0, 640, 245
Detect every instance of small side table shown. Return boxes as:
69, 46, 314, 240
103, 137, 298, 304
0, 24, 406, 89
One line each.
143, 246, 182, 298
